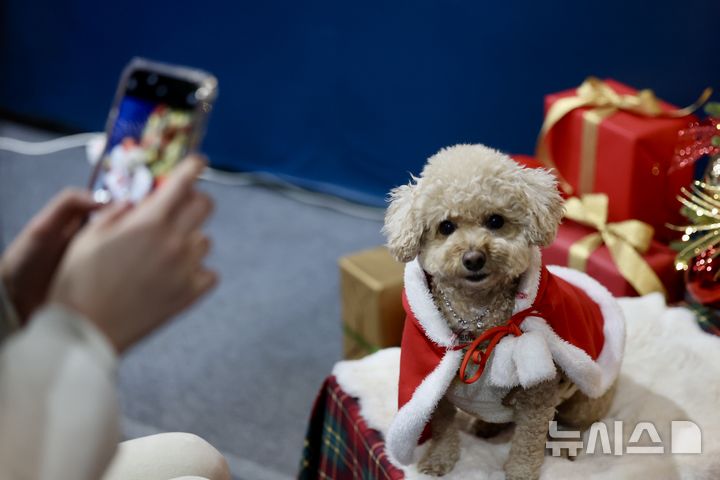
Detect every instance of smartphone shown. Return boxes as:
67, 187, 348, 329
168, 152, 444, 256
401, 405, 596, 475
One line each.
89, 58, 218, 203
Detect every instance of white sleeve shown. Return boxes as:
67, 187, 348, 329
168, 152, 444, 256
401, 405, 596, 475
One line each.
0, 304, 120, 480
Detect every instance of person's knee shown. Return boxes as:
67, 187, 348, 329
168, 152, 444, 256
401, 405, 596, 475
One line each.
167, 433, 231, 480
107, 432, 231, 480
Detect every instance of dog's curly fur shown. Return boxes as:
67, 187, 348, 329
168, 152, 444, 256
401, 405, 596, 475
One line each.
383, 144, 616, 479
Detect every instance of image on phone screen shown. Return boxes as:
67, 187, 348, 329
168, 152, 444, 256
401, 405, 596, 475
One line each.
91, 67, 211, 204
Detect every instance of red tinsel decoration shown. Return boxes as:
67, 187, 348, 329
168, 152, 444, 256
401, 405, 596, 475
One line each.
670, 117, 720, 174
686, 246, 720, 307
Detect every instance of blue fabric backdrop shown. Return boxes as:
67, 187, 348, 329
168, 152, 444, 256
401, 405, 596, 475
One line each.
1, 0, 718, 205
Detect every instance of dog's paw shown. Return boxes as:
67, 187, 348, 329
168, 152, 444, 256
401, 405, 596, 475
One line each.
417, 448, 459, 477
418, 457, 456, 477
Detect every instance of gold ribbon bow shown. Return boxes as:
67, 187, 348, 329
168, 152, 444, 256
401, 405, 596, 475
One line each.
564, 194, 667, 297
537, 77, 712, 194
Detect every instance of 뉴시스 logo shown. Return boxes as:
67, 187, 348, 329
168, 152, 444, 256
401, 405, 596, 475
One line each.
546, 420, 702, 456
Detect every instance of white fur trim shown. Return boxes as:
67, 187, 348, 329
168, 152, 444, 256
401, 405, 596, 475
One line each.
404, 259, 455, 347
520, 316, 603, 395
513, 329, 557, 388
385, 350, 463, 465
487, 336, 520, 388
546, 265, 626, 398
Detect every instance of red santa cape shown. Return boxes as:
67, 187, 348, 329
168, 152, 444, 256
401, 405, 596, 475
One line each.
385, 248, 625, 466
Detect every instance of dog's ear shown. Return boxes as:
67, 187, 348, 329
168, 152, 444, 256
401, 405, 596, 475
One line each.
383, 181, 424, 263
520, 167, 565, 247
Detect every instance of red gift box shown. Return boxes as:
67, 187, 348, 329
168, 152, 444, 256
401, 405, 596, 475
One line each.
541, 78, 700, 242
512, 153, 546, 171
543, 219, 684, 302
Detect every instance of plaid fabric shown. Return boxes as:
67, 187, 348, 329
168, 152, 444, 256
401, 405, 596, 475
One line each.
299, 376, 405, 480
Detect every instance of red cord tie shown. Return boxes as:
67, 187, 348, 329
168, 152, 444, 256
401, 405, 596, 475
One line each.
456, 309, 536, 384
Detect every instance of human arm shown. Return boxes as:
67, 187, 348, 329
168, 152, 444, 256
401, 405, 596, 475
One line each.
0, 156, 216, 479
0, 305, 119, 480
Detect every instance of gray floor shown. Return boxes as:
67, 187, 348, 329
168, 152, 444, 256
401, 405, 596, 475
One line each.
0, 120, 386, 479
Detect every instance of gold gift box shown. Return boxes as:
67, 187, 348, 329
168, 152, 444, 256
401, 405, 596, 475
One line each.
339, 247, 405, 359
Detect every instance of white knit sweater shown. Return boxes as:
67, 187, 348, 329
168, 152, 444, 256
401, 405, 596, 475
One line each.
0, 280, 119, 480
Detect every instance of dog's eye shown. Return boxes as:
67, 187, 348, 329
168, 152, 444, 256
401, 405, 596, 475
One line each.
486, 214, 505, 230
438, 220, 456, 236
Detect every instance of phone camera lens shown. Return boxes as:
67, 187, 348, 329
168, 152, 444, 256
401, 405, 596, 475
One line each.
147, 74, 158, 85
156, 85, 168, 97
187, 92, 197, 106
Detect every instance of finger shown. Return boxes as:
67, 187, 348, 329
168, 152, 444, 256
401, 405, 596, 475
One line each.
30, 189, 101, 235
174, 232, 212, 283
175, 268, 219, 313
174, 191, 214, 234
186, 231, 212, 264
92, 201, 133, 228
61, 197, 123, 239
60, 216, 84, 242
191, 268, 219, 298
149, 155, 206, 216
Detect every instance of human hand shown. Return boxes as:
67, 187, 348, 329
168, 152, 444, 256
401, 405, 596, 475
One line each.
49, 156, 217, 353
0, 189, 101, 323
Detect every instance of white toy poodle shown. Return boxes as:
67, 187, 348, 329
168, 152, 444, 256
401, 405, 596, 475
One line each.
383, 144, 624, 480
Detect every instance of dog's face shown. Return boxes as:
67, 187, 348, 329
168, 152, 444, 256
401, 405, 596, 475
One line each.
418, 199, 535, 292
383, 144, 564, 292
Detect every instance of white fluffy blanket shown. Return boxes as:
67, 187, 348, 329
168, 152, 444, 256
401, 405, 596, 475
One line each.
332, 294, 720, 479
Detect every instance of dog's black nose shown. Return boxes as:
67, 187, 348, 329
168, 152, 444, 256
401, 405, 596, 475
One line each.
462, 251, 485, 272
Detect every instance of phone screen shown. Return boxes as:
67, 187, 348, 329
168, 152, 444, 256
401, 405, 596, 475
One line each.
91, 68, 205, 203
